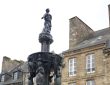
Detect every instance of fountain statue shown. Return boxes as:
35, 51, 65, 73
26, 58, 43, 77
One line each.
27, 9, 62, 85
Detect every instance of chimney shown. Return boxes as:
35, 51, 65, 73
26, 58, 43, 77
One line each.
69, 16, 94, 49
108, 4, 110, 27
1, 56, 23, 72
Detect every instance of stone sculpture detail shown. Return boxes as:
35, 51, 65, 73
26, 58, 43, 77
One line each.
28, 9, 62, 85
41, 8, 52, 33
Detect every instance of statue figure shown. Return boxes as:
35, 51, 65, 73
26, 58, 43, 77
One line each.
36, 58, 45, 85
28, 56, 37, 85
41, 8, 52, 33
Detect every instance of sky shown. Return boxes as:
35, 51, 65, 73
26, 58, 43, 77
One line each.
0, 0, 110, 72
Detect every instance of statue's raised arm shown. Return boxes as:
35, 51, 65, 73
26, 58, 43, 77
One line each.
41, 8, 52, 33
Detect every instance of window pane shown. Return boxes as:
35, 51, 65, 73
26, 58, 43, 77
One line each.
69, 82, 76, 85
92, 68, 95, 71
87, 69, 90, 72
70, 72, 74, 75
86, 80, 95, 85
69, 58, 77, 76
87, 64, 90, 68
86, 54, 95, 73
74, 71, 76, 74
70, 59, 73, 63
1, 75, 5, 82
13, 72, 18, 80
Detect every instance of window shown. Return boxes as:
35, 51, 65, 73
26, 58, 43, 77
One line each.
69, 58, 77, 76
86, 54, 95, 73
1, 75, 5, 82
13, 71, 18, 80
18, 82, 23, 85
86, 80, 95, 85
68, 82, 76, 85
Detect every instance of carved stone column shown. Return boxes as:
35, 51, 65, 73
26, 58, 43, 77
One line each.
39, 33, 53, 52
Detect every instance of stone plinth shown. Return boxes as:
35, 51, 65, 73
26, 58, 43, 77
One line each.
39, 33, 53, 52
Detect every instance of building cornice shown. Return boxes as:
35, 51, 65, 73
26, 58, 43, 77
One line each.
63, 43, 105, 57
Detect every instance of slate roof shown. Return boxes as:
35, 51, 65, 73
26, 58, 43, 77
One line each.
0, 62, 28, 85
20, 62, 28, 73
94, 27, 110, 37
3, 77, 22, 84
64, 27, 110, 53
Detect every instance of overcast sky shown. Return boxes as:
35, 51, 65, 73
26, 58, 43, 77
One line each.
0, 0, 109, 72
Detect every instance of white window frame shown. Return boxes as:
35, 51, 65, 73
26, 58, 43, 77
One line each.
86, 54, 95, 73
68, 82, 76, 85
69, 58, 77, 76
86, 80, 95, 85
13, 71, 18, 80
1, 75, 5, 82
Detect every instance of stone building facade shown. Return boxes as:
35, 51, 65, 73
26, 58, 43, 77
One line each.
0, 4, 110, 85
0, 57, 55, 85
0, 56, 29, 85
61, 5, 110, 85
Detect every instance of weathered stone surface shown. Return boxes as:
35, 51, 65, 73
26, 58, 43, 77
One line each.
62, 15, 110, 85
62, 44, 110, 85
1, 56, 24, 73
69, 16, 94, 50
108, 4, 110, 27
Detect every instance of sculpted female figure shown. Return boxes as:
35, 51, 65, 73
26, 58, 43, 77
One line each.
41, 8, 52, 33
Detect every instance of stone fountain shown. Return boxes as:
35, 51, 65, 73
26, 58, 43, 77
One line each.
27, 8, 62, 85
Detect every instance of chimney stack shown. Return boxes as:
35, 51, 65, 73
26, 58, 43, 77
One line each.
108, 4, 110, 27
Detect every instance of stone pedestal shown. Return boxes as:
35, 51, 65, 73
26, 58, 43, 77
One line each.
39, 33, 53, 52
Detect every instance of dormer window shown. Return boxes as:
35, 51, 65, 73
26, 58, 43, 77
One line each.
13, 71, 18, 80
1, 74, 5, 82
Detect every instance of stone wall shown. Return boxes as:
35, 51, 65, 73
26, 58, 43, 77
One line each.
69, 16, 94, 49
61, 44, 110, 85
2, 56, 23, 73
108, 4, 110, 27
